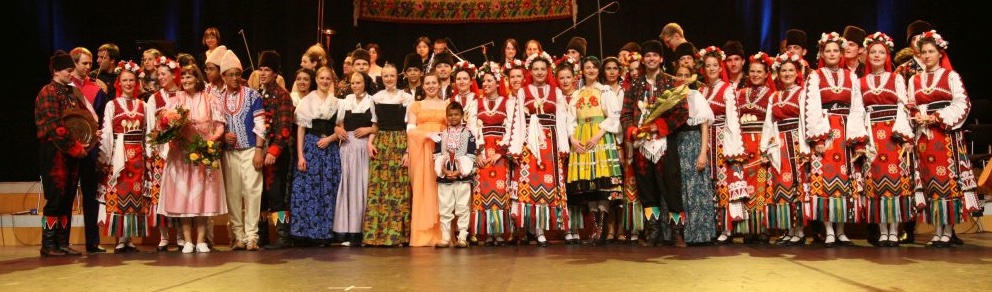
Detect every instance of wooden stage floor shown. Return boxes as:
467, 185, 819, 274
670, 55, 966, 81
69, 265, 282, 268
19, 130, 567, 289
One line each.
1, 233, 991, 291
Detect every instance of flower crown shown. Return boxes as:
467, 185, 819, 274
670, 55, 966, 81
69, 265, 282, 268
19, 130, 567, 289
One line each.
478, 61, 503, 81
772, 52, 803, 71
454, 60, 477, 78
920, 30, 949, 50
155, 56, 179, 69
524, 51, 555, 71
863, 32, 895, 53
749, 52, 774, 67
114, 60, 142, 75
818, 32, 848, 49
699, 46, 726, 61
620, 52, 642, 67
504, 59, 523, 70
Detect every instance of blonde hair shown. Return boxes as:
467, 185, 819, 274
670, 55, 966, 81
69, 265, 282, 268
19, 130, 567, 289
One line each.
660, 23, 684, 39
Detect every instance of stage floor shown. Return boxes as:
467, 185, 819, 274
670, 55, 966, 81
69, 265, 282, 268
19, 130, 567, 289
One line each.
1, 233, 991, 291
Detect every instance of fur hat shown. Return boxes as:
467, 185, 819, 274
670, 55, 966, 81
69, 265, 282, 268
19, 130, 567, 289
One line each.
403, 53, 423, 71
674, 42, 699, 61
722, 41, 745, 58
640, 40, 665, 57
566, 36, 588, 56
906, 20, 932, 44
257, 50, 281, 73
620, 42, 641, 53
786, 29, 807, 49
434, 52, 454, 66
205, 45, 228, 67
842, 26, 867, 47
220, 50, 243, 74
351, 48, 371, 63
50, 50, 74, 73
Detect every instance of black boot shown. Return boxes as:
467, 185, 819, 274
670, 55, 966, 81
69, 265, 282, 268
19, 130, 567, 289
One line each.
40, 218, 66, 257
583, 211, 603, 246
899, 220, 916, 244
672, 222, 687, 248
264, 222, 292, 250
257, 219, 270, 247
595, 211, 609, 245
950, 230, 964, 245
56, 220, 82, 256
866, 223, 881, 247
351, 233, 363, 247
640, 217, 661, 247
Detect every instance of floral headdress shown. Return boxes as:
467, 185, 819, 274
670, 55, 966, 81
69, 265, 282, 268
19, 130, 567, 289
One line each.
155, 56, 179, 69
919, 30, 949, 50
863, 32, 895, 53
620, 52, 642, 67
699, 46, 726, 61
817, 32, 848, 50
749, 52, 774, 68
454, 60, 477, 78
504, 59, 523, 71
524, 51, 555, 71
115, 60, 144, 78
772, 52, 803, 71
477, 61, 503, 82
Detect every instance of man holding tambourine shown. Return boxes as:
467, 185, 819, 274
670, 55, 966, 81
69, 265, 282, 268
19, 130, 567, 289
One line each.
34, 50, 101, 257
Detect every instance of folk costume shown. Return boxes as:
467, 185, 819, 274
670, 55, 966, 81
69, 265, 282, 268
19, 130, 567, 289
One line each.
290, 90, 341, 243
363, 88, 414, 246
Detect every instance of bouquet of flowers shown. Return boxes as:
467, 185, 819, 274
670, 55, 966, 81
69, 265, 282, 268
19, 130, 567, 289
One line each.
635, 75, 694, 140
147, 107, 189, 145
183, 135, 222, 168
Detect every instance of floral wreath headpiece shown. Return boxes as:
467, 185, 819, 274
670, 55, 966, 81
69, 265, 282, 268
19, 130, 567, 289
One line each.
772, 52, 803, 71
478, 61, 503, 82
863, 32, 895, 53
920, 30, 949, 50
504, 59, 523, 71
524, 51, 555, 71
620, 52, 642, 67
454, 60, 477, 78
749, 52, 774, 68
115, 60, 143, 77
155, 56, 179, 69
818, 32, 848, 50
698, 46, 726, 61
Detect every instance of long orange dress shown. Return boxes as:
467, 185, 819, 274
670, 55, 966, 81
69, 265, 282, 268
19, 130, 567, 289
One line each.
408, 99, 449, 246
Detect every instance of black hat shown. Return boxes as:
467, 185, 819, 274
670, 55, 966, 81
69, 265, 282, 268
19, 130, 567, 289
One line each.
906, 20, 932, 44
50, 50, 74, 73
403, 53, 423, 71
620, 42, 641, 53
641, 40, 665, 57
786, 29, 807, 48
258, 50, 281, 73
566, 36, 588, 56
674, 42, 698, 61
722, 41, 745, 58
843, 25, 866, 47
351, 48, 371, 63
434, 52, 454, 66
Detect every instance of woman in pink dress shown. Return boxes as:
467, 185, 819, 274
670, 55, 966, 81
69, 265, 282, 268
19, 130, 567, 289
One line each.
159, 64, 228, 253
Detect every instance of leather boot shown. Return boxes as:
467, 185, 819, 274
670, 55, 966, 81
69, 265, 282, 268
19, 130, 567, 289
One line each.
640, 217, 661, 247
595, 211, 609, 246
57, 218, 82, 256
264, 222, 292, 250
40, 218, 66, 257
866, 223, 881, 247
257, 219, 270, 247
583, 211, 602, 246
673, 223, 687, 248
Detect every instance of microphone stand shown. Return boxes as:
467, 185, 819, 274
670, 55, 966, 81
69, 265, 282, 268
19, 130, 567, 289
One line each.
551, 0, 619, 57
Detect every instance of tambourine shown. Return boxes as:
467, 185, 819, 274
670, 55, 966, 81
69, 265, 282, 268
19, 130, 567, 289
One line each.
60, 108, 99, 152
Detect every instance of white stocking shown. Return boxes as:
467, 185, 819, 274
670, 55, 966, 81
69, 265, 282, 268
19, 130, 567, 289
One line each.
836, 223, 849, 241
941, 224, 953, 241
888, 223, 899, 242
932, 224, 943, 242
824, 222, 836, 243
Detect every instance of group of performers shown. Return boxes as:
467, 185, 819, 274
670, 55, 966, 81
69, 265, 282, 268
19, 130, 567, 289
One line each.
34, 19, 981, 256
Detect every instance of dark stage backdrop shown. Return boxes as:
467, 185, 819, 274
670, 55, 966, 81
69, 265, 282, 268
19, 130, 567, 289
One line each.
6, 0, 990, 181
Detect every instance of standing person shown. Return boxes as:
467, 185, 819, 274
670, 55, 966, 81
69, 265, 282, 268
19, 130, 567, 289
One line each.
907, 31, 979, 248
508, 52, 571, 247
524, 40, 543, 57
471, 62, 515, 246
859, 32, 914, 247
69, 47, 110, 253
300, 43, 328, 71
147, 56, 184, 251
290, 68, 317, 107
783, 29, 813, 76
36, 51, 97, 257
805, 32, 868, 248
365, 43, 384, 79
895, 20, 933, 82
503, 39, 521, 68
556, 65, 578, 98
602, 56, 642, 244
762, 52, 812, 245
290, 66, 341, 246
408, 73, 449, 247
733, 52, 777, 243
97, 61, 149, 253
402, 53, 425, 99
433, 102, 478, 248
334, 72, 377, 247
91, 43, 120, 99
722, 41, 747, 89
566, 56, 624, 246
363, 64, 415, 247
349, 48, 381, 95
671, 63, 717, 246
204, 46, 229, 96
619, 40, 686, 247
506, 65, 526, 98
432, 52, 455, 98
450, 64, 478, 131
218, 50, 266, 251
202, 27, 222, 63
556, 62, 583, 244
256, 51, 296, 250
659, 23, 688, 75
140, 49, 164, 98
842, 26, 868, 77
159, 64, 228, 253
618, 42, 640, 66
433, 38, 449, 55
415, 36, 431, 66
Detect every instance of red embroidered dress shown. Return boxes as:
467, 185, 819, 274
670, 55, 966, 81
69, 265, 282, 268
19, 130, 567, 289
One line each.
859, 72, 915, 224
759, 85, 810, 230
732, 84, 773, 233
702, 80, 747, 230
98, 98, 150, 237
470, 95, 515, 236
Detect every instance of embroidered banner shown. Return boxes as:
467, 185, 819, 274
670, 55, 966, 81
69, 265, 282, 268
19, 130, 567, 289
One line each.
354, 0, 576, 25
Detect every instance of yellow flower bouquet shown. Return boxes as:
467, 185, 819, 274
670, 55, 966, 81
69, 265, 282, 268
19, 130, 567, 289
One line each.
183, 135, 223, 168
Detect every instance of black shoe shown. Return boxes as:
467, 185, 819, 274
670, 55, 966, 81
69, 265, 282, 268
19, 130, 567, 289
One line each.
837, 236, 854, 246
823, 234, 837, 248
87, 245, 107, 253
714, 236, 732, 245
787, 236, 807, 246
537, 239, 550, 247
950, 232, 964, 245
